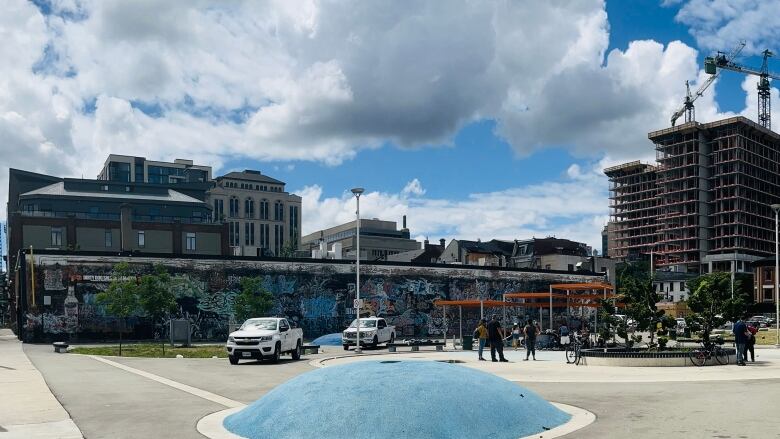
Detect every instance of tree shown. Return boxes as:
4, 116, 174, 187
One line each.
232, 277, 275, 322
686, 272, 750, 345
618, 269, 673, 347
96, 263, 139, 355
138, 264, 176, 352
138, 264, 176, 326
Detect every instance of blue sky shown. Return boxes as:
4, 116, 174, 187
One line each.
3, 0, 780, 271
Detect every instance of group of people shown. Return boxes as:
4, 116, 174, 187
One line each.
473, 316, 556, 362
732, 317, 759, 366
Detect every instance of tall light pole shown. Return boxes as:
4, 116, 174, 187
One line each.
772, 204, 780, 347
352, 187, 364, 353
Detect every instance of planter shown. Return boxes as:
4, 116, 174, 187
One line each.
578, 347, 736, 367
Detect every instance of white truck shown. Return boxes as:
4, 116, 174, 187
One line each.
226, 317, 303, 365
342, 317, 395, 350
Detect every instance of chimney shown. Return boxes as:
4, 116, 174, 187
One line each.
440, 239, 445, 247
402, 215, 407, 229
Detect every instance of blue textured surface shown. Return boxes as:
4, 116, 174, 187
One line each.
224, 361, 571, 439
311, 333, 343, 346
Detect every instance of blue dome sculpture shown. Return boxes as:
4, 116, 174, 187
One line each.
311, 333, 343, 346
224, 360, 571, 439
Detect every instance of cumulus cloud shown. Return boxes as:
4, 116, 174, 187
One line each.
2, 0, 772, 235
673, 0, 780, 55
296, 166, 610, 250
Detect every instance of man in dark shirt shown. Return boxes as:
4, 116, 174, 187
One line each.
487, 315, 508, 362
733, 317, 749, 366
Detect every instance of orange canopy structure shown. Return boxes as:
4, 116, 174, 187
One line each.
549, 282, 614, 290
433, 299, 518, 308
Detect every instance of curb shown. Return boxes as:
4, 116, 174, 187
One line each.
196, 401, 595, 439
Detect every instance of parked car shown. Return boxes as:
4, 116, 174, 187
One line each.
675, 318, 686, 330
342, 317, 395, 350
226, 317, 303, 365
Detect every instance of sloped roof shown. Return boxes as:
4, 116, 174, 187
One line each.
216, 170, 284, 185
20, 182, 204, 204
459, 239, 515, 256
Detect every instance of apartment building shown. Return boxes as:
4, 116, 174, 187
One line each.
208, 170, 301, 257
606, 116, 780, 274
98, 154, 212, 185
6, 168, 227, 269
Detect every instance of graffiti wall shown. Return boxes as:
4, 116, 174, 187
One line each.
22, 254, 602, 342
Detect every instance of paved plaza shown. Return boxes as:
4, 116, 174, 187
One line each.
5, 335, 780, 438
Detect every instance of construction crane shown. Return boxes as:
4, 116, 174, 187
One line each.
705, 44, 780, 130
671, 42, 745, 127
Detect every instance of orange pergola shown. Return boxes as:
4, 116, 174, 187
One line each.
503, 281, 618, 331
433, 299, 524, 349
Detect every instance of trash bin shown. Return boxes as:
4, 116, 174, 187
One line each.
462, 336, 474, 350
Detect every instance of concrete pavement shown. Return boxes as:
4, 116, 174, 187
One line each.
17, 341, 780, 438
0, 329, 82, 439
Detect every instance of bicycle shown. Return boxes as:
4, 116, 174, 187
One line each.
565, 335, 583, 365
688, 342, 730, 367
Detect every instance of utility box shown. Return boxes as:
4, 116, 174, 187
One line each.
170, 319, 191, 347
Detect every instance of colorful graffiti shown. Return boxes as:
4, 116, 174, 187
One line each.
21, 256, 601, 342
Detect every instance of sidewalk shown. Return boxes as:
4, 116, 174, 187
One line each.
0, 329, 83, 438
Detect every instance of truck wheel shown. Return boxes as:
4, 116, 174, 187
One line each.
343, 344, 349, 351
229, 355, 239, 365
372, 336, 378, 349
272, 343, 281, 363
292, 340, 302, 360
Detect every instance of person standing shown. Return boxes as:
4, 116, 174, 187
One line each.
746, 322, 758, 363
559, 322, 570, 347
733, 317, 749, 366
523, 319, 538, 361
487, 315, 508, 362
512, 324, 521, 350
474, 319, 488, 361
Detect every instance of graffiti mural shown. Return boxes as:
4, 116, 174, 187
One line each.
21, 254, 602, 342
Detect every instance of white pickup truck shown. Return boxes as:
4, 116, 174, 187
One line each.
342, 317, 395, 350
226, 317, 303, 365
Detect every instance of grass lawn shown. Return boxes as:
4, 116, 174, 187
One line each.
70, 343, 228, 358
755, 330, 779, 346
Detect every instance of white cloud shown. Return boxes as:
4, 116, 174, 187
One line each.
401, 179, 425, 197
296, 164, 610, 250
2, 0, 774, 236
673, 0, 780, 55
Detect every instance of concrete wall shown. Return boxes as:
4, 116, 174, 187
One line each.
22, 225, 64, 250
76, 227, 120, 252
21, 253, 602, 342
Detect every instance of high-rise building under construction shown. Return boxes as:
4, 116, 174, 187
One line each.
606, 116, 780, 274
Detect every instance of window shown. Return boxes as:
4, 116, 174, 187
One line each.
213, 199, 224, 220
138, 231, 145, 247
51, 227, 63, 246
274, 201, 284, 221
186, 232, 197, 251
764, 288, 774, 302
567, 264, 574, 272
105, 229, 112, 247
678, 282, 684, 291
260, 224, 270, 249
245, 198, 254, 219
101, 185, 109, 191
289, 205, 299, 246
274, 224, 284, 255
229, 197, 239, 217
245, 223, 255, 246
228, 222, 238, 247
260, 200, 269, 220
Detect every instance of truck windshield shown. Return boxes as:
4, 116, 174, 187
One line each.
349, 319, 377, 328
240, 319, 278, 330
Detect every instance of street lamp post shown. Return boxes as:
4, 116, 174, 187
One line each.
352, 187, 364, 353
772, 204, 780, 348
